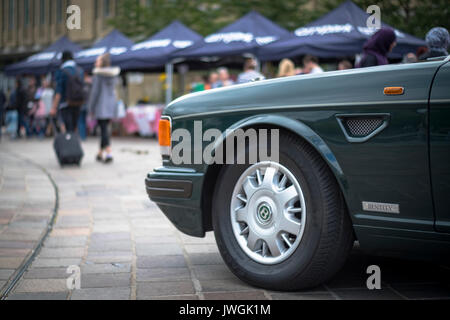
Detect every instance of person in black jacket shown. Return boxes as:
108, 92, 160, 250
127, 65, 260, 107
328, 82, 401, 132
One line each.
0, 89, 5, 140
419, 27, 449, 61
14, 79, 29, 138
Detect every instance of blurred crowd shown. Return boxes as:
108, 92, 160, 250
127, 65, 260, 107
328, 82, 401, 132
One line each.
0, 52, 121, 163
1, 26, 449, 146
189, 26, 449, 92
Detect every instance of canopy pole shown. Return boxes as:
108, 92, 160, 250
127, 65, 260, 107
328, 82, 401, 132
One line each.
165, 62, 173, 106
255, 58, 261, 73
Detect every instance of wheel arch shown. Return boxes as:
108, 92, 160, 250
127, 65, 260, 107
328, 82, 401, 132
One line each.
201, 114, 351, 232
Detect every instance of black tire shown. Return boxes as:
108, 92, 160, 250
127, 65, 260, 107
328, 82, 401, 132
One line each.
212, 131, 354, 291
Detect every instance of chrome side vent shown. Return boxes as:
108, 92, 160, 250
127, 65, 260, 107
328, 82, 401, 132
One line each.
336, 114, 390, 143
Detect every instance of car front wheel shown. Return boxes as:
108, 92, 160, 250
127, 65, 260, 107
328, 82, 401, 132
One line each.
212, 132, 354, 290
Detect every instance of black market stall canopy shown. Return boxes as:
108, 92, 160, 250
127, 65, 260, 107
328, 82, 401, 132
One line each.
5, 36, 82, 76
114, 21, 204, 104
114, 21, 203, 71
257, 1, 426, 61
176, 11, 291, 59
75, 29, 134, 71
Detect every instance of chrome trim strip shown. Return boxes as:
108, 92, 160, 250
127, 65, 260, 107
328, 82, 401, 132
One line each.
171, 100, 428, 120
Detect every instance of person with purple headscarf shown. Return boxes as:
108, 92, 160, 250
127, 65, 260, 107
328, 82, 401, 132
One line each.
357, 28, 397, 68
419, 27, 449, 61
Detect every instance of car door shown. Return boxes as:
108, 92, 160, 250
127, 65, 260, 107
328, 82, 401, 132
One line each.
430, 59, 450, 233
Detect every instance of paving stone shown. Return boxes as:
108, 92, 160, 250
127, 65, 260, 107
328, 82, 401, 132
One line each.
133, 228, 176, 237
0, 248, 30, 257
81, 263, 131, 274
54, 216, 91, 228
0, 269, 15, 280
89, 240, 132, 251
184, 244, 219, 255
24, 268, 69, 279
51, 228, 90, 237
137, 268, 191, 282
44, 236, 88, 248
0, 257, 24, 269
136, 243, 183, 256
134, 235, 179, 244
15, 279, 68, 293
81, 273, 131, 288
137, 255, 187, 269
200, 278, 255, 293
92, 224, 131, 233
137, 281, 195, 299
38, 247, 85, 258
193, 265, 237, 281
7, 292, 69, 300
32, 258, 81, 268
58, 208, 91, 216
0, 230, 42, 241
71, 287, 130, 300
188, 253, 224, 266
332, 288, 404, 300
204, 291, 269, 300
90, 232, 131, 242
85, 254, 133, 264
180, 232, 217, 245
270, 292, 337, 300
151, 295, 199, 300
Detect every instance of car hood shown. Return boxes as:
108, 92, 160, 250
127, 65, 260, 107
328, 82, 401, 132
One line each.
164, 61, 443, 120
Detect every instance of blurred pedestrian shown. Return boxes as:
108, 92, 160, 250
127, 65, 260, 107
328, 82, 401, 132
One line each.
26, 76, 38, 137
402, 53, 418, 64
208, 72, 220, 89
5, 88, 18, 139
216, 67, 235, 87
0, 89, 5, 140
32, 78, 54, 138
86, 53, 121, 164
419, 27, 449, 61
190, 75, 206, 92
14, 78, 28, 138
338, 60, 353, 70
303, 55, 324, 74
237, 58, 265, 84
50, 51, 85, 133
78, 72, 92, 141
277, 59, 296, 77
357, 28, 397, 68
416, 46, 428, 59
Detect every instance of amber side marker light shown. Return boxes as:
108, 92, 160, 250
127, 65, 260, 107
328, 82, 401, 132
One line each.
159, 118, 172, 156
384, 87, 405, 95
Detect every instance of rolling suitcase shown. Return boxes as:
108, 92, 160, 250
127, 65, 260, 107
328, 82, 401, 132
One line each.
53, 132, 84, 166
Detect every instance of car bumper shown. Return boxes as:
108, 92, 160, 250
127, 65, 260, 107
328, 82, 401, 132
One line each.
145, 167, 206, 237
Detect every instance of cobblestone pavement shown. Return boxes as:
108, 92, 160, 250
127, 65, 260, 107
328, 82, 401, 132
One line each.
1, 137, 449, 300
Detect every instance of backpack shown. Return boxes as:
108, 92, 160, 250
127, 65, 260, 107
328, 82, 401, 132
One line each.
63, 67, 85, 107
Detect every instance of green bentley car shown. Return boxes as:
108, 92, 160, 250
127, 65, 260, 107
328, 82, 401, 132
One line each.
146, 55, 450, 290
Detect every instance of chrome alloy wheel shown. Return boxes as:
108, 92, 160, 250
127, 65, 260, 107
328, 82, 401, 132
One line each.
230, 162, 306, 265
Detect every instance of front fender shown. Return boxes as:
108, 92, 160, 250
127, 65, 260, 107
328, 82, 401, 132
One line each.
211, 114, 349, 197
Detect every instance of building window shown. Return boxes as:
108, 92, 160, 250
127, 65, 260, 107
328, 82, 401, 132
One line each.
56, 0, 62, 23
24, 0, 30, 27
40, 0, 45, 25
8, 0, 14, 30
103, 0, 110, 17
49, 0, 52, 24
2, 0, 6, 31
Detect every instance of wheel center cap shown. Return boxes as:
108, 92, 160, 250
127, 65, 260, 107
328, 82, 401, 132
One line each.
256, 203, 273, 225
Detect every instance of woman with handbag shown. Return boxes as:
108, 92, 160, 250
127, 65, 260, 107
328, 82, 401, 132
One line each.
86, 53, 121, 164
